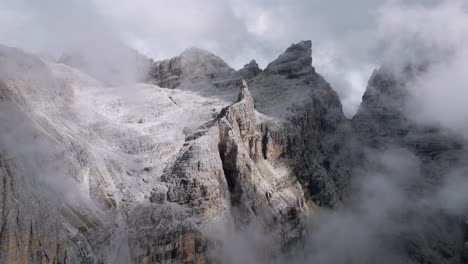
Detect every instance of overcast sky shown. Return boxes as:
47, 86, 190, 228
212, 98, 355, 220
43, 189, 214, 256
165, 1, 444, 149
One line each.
0, 0, 450, 116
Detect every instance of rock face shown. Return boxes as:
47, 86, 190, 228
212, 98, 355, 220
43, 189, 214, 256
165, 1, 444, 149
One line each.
238, 60, 262, 79
127, 79, 311, 263
353, 64, 464, 180
351, 64, 467, 264
0, 41, 320, 263
149, 47, 235, 90
150, 40, 352, 207
0, 40, 466, 264
265, 40, 314, 77
149, 55, 183, 89
217, 80, 310, 232
246, 41, 351, 206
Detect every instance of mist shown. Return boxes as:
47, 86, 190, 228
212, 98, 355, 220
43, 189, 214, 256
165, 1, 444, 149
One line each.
0, 0, 441, 116
206, 145, 468, 263
1, 0, 468, 263
0, 45, 93, 207
374, 1, 468, 138
205, 2, 468, 263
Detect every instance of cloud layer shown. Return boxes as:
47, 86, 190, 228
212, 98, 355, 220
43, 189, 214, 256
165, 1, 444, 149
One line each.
0, 0, 433, 116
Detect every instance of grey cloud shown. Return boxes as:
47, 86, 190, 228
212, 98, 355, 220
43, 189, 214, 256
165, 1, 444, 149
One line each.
0, 0, 445, 116
372, 1, 468, 139
207, 147, 468, 263
2, 1, 468, 263
0, 0, 407, 115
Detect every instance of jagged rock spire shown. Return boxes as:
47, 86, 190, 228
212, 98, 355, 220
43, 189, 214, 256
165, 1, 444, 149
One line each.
237, 79, 253, 102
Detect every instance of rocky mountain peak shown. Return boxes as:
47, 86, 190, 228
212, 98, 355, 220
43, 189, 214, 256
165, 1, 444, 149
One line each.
149, 46, 235, 89
265, 40, 314, 77
238, 59, 262, 79
179, 47, 233, 75
246, 59, 260, 67
353, 63, 425, 136
149, 40, 317, 91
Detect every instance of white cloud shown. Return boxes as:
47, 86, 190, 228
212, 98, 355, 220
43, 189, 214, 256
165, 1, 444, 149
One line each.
372, 0, 468, 137
0, 0, 450, 116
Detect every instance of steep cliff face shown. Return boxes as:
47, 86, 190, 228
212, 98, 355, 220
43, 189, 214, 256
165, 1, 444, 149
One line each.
247, 42, 352, 206
125, 79, 312, 263
217, 80, 310, 237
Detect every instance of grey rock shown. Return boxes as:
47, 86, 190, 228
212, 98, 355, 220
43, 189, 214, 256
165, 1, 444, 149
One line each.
1, 39, 466, 264
351, 64, 467, 264
238, 59, 262, 79
265, 40, 315, 77
149, 47, 235, 89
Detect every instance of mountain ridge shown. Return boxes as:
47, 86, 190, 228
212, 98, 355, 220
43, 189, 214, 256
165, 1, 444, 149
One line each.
0, 40, 466, 264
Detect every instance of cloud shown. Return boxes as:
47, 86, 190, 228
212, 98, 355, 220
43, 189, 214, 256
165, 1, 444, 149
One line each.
206, 147, 468, 263
0, 43, 110, 211
0, 0, 395, 115
371, 0, 468, 138
1, 1, 468, 262
299, 148, 468, 264
0, 0, 114, 55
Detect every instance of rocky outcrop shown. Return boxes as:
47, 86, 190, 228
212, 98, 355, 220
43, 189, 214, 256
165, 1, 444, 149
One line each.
219, 80, 259, 156
265, 40, 315, 77
150, 40, 352, 208
149, 47, 236, 90
149, 56, 183, 89
183, 80, 306, 238
148, 40, 353, 209
125, 79, 312, 263
159, 127, 231, 217
242, 41, 353, 207
217, 80, 310, 245
127, 204, 210, 264
238, 60, 262, 79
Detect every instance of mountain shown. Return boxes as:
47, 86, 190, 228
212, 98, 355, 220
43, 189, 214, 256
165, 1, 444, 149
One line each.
0, 41, 466, 264
350, 64, 467, 264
